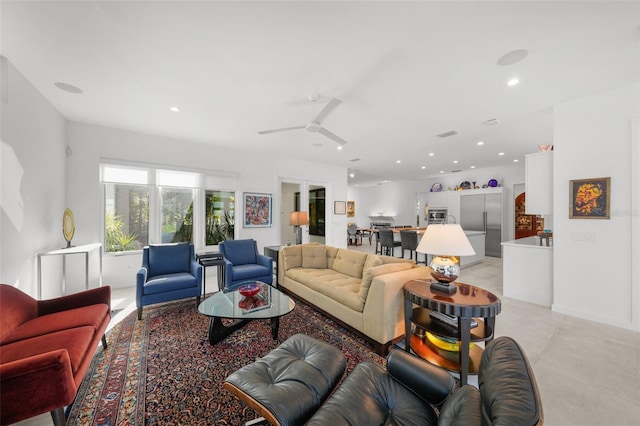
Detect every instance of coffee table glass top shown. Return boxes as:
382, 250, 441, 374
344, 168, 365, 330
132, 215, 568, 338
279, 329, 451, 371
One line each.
198, 281, 295, 320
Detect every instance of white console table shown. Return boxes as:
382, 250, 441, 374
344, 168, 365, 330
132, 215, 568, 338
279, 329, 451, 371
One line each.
37, 243, 103, 299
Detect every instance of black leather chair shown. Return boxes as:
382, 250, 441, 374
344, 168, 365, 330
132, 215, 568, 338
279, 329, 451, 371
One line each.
378, 228, 401, 257
226, 335, 543, 426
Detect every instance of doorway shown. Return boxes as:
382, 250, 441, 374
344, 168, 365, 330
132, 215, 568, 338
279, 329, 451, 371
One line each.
279, 180, 328, 246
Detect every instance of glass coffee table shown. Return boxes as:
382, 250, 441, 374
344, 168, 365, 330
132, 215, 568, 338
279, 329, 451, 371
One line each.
198, 281, 295, 344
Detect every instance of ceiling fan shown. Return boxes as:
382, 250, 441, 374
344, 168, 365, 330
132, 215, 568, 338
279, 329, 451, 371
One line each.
258, 95, 349, 145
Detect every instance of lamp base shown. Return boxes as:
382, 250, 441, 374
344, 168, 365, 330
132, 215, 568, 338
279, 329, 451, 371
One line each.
430, 281, 457, 294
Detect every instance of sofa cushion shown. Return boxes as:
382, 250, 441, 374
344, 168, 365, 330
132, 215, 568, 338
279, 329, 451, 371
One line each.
286, 268, 364, 312
0, 304, 110, 346
359, 262, 413, 303
332, 250, 368, 279
282, 245, 302, 270
148, 243, 190, 277
0, 327, 96, 376
302, 245, 328, 269
143, 272, 198, 295
230, 264, 272, 282
326, 246, 339, 269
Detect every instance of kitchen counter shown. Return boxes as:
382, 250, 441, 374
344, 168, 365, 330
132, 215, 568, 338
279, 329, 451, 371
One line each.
501, 236, 552, 249
501, 237, 553, 307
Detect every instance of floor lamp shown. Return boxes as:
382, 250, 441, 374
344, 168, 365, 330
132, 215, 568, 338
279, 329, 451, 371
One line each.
289, 211, 309, 245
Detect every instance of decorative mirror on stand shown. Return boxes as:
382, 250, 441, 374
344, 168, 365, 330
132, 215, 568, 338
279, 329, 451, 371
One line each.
63, 208, 75, 248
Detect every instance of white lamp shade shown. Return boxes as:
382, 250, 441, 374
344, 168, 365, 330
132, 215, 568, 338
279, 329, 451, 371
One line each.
416, 224, 476, 256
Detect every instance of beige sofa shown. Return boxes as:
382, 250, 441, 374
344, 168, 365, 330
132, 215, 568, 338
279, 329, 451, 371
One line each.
278, 244, 428, 355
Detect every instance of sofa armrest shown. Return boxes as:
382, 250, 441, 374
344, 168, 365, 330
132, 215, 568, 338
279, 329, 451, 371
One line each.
0, 350, 76, 425
136, 267, 148, 305
362, 265, 429, 343
387, 349, 455, 407
37, 285, 111, 316
256, 253, 272, 270
190, 260, 203, 290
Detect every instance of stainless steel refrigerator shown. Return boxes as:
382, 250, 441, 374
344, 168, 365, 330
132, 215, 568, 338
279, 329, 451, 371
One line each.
460, 193, 503, 257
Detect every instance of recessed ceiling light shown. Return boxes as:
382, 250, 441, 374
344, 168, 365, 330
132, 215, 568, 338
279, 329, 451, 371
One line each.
54, 82, 83, 94
477, 141, 484, 146
349, 173, 355, 178
169, 106, 180, 112
507, 78, 520, 87
453, 160, 458, 164
421, 166, 426, 169
498, 152, 505, 156
513, 159, 519, 163
337, 146, 343, 150
470, 165, 476, 169
439, 170, 444, 174
428, 152, 435, 157
396, 160, 401, 164
497, 49, 529, 66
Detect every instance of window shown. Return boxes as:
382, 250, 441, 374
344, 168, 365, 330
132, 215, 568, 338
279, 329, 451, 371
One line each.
160, 187, 195, 243
101, 163, 237, 253
205, 190, 235, 245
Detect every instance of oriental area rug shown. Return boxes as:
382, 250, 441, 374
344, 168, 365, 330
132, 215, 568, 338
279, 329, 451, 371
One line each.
66, 296, 385, 425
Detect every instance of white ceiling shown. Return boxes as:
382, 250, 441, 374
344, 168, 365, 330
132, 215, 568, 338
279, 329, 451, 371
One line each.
2, 1, 638, 186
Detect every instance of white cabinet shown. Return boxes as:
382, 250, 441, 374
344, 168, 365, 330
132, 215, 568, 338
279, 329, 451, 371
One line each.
501, 237, 553, 307
525, 152, 553, 215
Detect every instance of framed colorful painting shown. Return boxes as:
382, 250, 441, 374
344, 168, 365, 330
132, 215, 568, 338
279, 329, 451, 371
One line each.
243, 192, 272, 227
569, 177, 610, 219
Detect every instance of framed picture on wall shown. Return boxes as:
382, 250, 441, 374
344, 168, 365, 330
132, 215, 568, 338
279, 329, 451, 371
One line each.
334, 201, 346, 215
569, 177, 610, 219
347, 201, 355, 218
243, 192, 272, 227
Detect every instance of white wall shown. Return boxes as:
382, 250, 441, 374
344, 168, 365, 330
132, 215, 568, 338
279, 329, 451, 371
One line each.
0, 57, 67, 298
65, 122, 348, 290
553, 83, 639, 331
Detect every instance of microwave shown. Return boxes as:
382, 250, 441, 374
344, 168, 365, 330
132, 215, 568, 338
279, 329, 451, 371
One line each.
428, 208, 447, 224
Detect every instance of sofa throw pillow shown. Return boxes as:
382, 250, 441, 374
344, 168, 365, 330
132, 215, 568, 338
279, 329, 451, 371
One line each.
358, 262, 413, 303
301, 245, 328, 269
332, 250, 368, 279
282, 245, 302, 270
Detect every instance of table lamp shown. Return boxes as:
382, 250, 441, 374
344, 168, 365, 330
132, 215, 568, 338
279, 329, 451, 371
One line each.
416, 224, 475, 294
289, 211, 309, 245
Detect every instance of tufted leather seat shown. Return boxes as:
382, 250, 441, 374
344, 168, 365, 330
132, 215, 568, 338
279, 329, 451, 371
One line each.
224, 334, 347, 426
226, 335, 542, 426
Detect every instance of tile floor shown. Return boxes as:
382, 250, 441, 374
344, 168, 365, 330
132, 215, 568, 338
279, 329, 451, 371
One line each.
16, 242, 640, 425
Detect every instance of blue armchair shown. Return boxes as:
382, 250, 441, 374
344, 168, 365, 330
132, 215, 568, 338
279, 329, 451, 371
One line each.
219, 239, 273, 290
136, 243, 203, 319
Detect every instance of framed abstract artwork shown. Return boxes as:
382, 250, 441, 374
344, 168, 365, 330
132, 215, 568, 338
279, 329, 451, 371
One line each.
569, 177, 610, 219
334, 201, 346, 215
243, 192, 272, 227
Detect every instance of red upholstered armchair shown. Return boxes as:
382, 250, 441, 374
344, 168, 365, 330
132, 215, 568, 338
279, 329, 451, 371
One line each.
0, 284, 111, 426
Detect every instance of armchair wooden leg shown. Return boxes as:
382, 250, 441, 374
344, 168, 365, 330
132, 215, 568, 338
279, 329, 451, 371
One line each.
196, 296, 201, 305
137, 306, 143, 320
50, 407, 65, 426
102, 335, 108, 349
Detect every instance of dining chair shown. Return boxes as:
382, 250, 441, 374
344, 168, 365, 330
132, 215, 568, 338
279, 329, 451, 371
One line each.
347, 223, 361, 246
400, 230, 427, 264
378, 228, 401, 257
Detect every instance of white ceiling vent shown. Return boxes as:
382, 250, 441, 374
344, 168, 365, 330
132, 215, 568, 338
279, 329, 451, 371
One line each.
350, 158, 361, 162
484, 118, 501, 126
437, 130, 458, 138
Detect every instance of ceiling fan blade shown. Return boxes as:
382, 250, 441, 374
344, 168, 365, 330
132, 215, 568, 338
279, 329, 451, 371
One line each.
258, 125, 305, 135
318, 127, 348, 145
313, 98, 342, 124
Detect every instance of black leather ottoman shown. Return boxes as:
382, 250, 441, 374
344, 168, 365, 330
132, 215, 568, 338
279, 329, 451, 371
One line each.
224, 334, 347, 426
